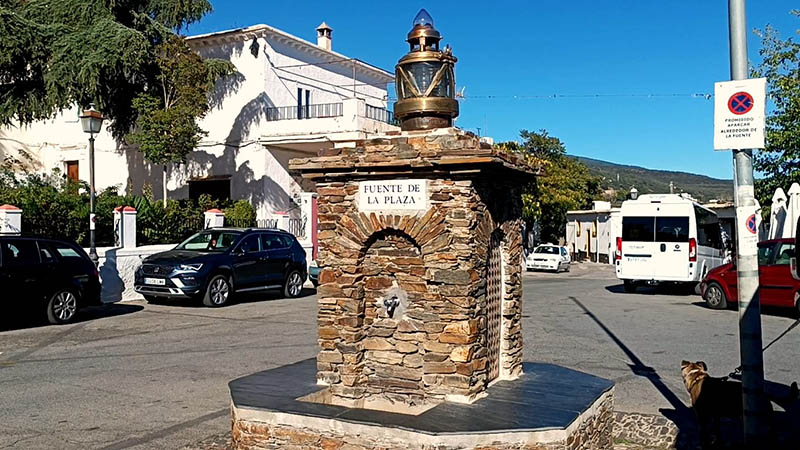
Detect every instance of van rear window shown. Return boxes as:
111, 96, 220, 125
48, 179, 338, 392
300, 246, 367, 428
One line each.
622, 217, 655, 242
656, 217, 690, 243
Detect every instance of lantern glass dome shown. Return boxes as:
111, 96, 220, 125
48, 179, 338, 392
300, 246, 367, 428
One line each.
413, 9, 434, 28
398, 61, 453, 100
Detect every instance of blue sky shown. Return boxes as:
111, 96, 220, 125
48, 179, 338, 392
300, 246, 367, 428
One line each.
187, 1, 798, 179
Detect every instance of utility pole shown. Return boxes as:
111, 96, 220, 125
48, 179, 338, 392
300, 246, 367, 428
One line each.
728, 0, 768, 444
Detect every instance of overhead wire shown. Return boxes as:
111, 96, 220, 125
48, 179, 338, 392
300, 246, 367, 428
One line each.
385, 92, 715, 102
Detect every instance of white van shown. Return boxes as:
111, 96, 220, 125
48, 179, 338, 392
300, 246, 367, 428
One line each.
615, 194, 724, 292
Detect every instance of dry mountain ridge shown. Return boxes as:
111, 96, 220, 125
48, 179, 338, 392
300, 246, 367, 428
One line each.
575, 156, 734, 202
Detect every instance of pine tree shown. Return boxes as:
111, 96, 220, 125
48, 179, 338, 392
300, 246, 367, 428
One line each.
0, 0, 214, 136
1, 0, 234, 204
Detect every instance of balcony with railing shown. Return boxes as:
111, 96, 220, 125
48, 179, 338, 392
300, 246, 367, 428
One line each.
260, 98, 400, 152
265, 103, 343, 122
364, 104, 397, 125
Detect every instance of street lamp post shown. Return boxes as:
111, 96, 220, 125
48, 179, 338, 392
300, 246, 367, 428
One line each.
80, 103, 105, 266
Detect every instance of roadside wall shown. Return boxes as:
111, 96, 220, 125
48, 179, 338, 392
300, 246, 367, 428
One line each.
87, 244, 174, 303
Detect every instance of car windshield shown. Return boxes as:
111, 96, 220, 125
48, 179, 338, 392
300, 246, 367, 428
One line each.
176, 230, 240, 252
534, 246, 559, 255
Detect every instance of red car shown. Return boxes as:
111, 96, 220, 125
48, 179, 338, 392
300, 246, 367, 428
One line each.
700, 238, 798, 312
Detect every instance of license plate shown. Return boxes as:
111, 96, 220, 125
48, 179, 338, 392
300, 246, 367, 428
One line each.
145, 278, 166, 286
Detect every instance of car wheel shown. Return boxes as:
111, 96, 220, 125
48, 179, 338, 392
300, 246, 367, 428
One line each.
284, 269, 304, 298
704, 282, 728, 309
203, 275, 232, 307
623, 280, 637, 293
46, 289, 78, 324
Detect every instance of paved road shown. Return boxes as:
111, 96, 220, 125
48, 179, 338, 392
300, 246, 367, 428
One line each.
0, 292, 318, 450
2, 264, 800, 449
523, 263, 800, 417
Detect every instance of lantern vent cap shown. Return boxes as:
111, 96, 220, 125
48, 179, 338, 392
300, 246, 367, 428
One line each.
413, 9, 434, 28
407, 9, 441, 45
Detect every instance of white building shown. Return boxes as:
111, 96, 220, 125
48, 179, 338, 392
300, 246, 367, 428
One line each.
0, 21, 398, 225
565, 201, 619, 264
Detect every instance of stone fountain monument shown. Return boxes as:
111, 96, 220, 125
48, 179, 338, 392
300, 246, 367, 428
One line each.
228, 9, 614, 450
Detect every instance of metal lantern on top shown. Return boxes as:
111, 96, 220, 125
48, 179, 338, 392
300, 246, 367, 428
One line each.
394, 9, 458, 131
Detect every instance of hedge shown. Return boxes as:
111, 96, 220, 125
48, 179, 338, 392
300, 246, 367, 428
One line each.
0, 169, 256, 246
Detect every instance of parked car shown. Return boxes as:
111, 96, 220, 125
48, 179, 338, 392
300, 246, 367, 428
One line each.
0, 235, 101, 324
526, 244, 571, 272
134, 228, 307, 307
309, 260, 320, 287
616, 194, 725, 293
700, 238, 798, 312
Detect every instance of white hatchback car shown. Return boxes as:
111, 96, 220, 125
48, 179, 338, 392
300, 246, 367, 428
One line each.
526, 244, 571, 272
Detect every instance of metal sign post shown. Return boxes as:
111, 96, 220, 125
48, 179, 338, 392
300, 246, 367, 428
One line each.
726, 0, 768, 444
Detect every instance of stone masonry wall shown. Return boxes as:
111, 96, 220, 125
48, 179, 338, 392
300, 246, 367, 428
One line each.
307, 132, 531, 408
230, 391, 614, 450
315, 178, 498, 406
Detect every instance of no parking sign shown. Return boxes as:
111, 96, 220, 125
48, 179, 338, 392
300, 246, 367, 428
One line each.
713, 78, 766, 150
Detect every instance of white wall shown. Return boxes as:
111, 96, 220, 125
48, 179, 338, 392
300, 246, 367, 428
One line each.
180, 29, 395, 220
565, 211, 616, 263
91, 244, 174, 303
0, 106, 147, 195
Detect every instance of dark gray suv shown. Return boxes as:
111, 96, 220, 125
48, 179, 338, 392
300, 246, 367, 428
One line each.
134, 228, 307, 307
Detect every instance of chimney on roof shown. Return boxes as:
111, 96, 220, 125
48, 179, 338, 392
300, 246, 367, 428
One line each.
316, 22, 332, 50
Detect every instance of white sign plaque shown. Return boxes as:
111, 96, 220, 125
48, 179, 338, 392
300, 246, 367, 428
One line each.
713, 78, 766, 150
358, 179, 427, 212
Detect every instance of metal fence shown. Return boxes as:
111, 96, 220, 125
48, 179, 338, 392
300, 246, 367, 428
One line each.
256, 218, 279, 229
224, 217, 256, 229
286, 217, 306, 239
365, 104, 396, 125
222, 217, 306, 240
141, 215, 205, 245
264, 102, 343, 121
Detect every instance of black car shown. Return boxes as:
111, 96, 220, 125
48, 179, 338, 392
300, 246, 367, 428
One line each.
134, 228, 307, 307
0, 236, 102, 324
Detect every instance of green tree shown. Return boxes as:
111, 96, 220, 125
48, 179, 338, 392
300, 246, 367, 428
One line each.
0, 0, 214, 135
126, 35, 233, 206
498, 130, 600, 244
753, 11, 800, 205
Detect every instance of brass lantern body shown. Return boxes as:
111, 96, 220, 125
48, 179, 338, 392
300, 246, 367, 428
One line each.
394, 10, 458, 131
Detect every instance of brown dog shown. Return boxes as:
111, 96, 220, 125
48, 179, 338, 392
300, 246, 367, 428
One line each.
681, 360, 745, 446
681, 361, 744, 417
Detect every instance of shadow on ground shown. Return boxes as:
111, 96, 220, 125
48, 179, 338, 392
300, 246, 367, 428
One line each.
567, 296, 702, 448
0, 303, 144, 332
605, 283, 696, 296
144, 287, 316, 308
576, 294, 800, 449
